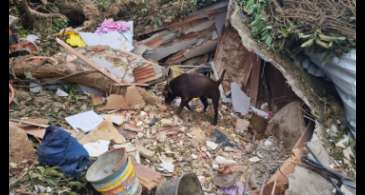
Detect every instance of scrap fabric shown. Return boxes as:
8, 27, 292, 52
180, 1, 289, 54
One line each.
38, 126, 90, 177
95, 19, 130, 34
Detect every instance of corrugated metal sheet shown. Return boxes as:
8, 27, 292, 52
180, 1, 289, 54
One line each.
306, 50, 356, 132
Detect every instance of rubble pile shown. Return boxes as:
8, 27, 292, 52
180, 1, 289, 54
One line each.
9, 0, 355, 195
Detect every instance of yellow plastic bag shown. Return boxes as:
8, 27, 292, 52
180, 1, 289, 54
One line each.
169, 65, 184, 78
64, 31, 86, 47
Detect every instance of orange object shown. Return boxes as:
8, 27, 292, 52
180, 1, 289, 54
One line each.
9, 83, 14, 105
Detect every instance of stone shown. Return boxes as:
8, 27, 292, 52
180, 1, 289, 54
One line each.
286, 166, 334, 195
235, 118, 250, 134
248, 156, 261, 163
266, 101, 307, 149
206, 141, 219, 150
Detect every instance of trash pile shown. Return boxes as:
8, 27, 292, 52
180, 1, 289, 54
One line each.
9, 0, 355, 195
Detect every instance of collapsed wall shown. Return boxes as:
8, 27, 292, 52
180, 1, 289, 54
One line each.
212, 0, 354, 193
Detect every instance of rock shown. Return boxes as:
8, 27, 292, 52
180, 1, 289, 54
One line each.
286, 166, 334, 195
190, 127, 207, 144
29, 82, 43, 93
248, 156, 261, 163
340, 185, 356, 195
160, 118, 174, 126
206, 141, 219, 150
250, 113, 268, 138
235, 118, 250, 134
224, 146, 235, 152
335, 135, 351, 148
159, 156, 175, 173
263, 139, 273, 147
244, 143, 254, 153
266, 101, 307, 149
214, 156, 237, 166
136, 144, 155, 158
157, 132, 167, 142
125, 86, 146, 109
343, 146, 354, 161
55, 88, 69, 97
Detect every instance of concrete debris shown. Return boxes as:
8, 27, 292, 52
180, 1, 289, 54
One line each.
343, 146, 354, 162
55, 88, 69, 97
266, 101, 307, 149
214, 156, 237, 166
9, 0, 354, 194
286, 166, 334, 195
248, 156, 261, 163
306, 133, 334, 167
335, 135, 351, 149
136, 144, 155, 159
29, 82, 43, 93
159, 156, 175, 173
206, 140, 219, 150
235, 118, 250, 134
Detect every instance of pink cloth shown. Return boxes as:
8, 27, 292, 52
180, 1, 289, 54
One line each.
95, 19, 130, 34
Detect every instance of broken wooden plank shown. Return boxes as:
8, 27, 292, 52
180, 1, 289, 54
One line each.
56, 38, 121, 83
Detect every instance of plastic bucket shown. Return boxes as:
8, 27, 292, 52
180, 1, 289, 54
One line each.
86, 148, 141, 195
155, 173, 203, 195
